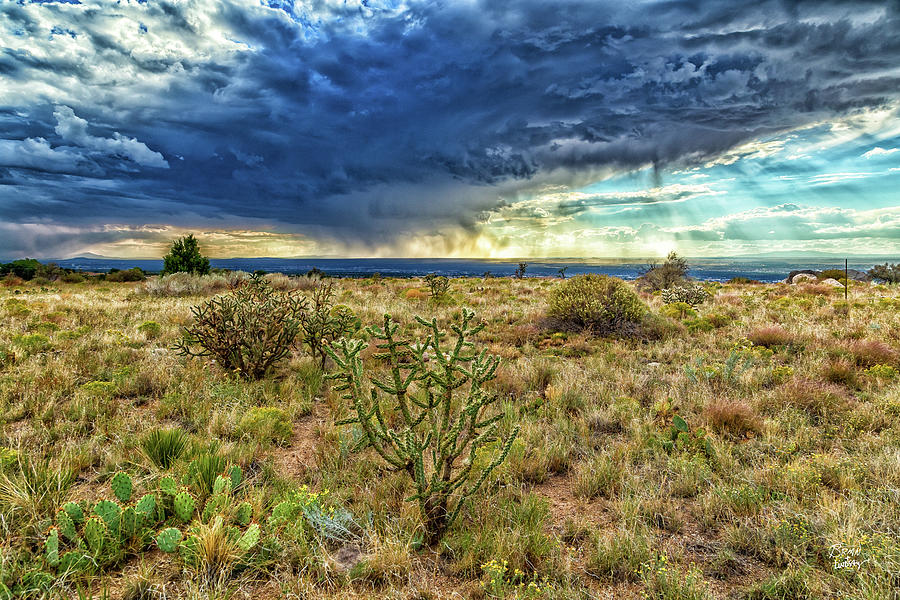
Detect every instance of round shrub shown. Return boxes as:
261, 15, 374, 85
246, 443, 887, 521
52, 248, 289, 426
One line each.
546, 275, 649, 336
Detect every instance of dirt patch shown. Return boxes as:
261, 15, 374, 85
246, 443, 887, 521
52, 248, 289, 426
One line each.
270, 403, 325, 480
532, 474, 615, 531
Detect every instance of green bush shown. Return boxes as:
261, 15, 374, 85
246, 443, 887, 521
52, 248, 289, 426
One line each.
12, 333, 51, 355
237, 407, 292, 445
137, 321, 162, 339
106, 267, 146, 282
546, 274, 650, 336
661, 302, 697, 320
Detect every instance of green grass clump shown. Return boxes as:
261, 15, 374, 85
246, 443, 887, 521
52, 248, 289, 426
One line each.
236, 406, 292, 446
141, 428, 189, 470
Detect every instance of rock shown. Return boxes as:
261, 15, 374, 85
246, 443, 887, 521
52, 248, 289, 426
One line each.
820, 278, 845, 287
791, 273, 818, 284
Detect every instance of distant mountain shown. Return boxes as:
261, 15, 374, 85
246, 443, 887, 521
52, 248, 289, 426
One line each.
63, 252, 158, 260
725, 250, 896, 260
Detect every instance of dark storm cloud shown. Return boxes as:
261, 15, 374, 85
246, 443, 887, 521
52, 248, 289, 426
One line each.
1, 0, 899, 255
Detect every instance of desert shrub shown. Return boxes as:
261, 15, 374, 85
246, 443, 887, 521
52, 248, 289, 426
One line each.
60, 271, 85, 283
775, 379, 850, 419
865, 364, 897, 381
661, 302, 697, 320
107, 267, 146, 282
867, 262, 900, 284
703, 399, 761, 438
138, 272, 249, 297
405, 288, 425, 300
727, 277, 759, 284
842, 339, 898, 367
12, 333, 50, 355
747, 326, 793, 348
174, 275, 308, 379
637, 251, 688, 291
661, 283, 710, 306
162, 234, 210, 275
236, 407, 292, 445
141, 428, 189, 470
299, 281, 360, 368
546, 274, 650, 337
326, 309, 518, 544
137, 321, 162, 339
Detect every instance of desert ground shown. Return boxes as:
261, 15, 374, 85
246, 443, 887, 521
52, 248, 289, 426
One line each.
1, 273, 898, 599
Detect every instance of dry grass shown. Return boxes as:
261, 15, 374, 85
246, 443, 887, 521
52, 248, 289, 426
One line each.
1, 275, 899, 599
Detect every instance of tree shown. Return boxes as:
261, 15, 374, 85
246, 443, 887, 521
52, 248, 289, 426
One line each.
162, 234, 210, 275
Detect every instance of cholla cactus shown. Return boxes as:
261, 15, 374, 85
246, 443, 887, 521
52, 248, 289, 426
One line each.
424, 273, 451, 299
299, 281, 359, 369
661, 283, 710, 307
326, 308, 518, 544
174, 275, 308, 379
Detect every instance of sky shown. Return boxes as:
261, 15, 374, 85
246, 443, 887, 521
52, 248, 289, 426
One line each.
1, 0, 899, 259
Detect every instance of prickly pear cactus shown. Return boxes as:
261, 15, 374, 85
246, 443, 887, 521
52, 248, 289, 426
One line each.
237, 523, 260, 552
156, 527, 182, 553
93, 499, 122, 535
202, 493, 224, 523
62, 501, 84, 524
45, 527, 59, 567
110, 471, 133, 503
160, 475, 178, 496
235, 502, 252, 526
228, 465, 242, 489
135, 494, 157, 520
174, 490, 196, 523
56, 509, 77, 542
59, 550, 90, 573
120, 506, 138, 539
268, 500, 297, 528
213, 474, 230, 495
83, 516, 106, 553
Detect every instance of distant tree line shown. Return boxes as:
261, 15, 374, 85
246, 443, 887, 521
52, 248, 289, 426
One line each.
0, 258, 146, 284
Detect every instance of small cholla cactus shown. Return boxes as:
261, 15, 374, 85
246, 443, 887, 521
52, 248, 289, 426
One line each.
326, 309, 519, 545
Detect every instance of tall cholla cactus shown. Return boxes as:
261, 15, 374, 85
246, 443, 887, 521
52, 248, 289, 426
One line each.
326, 308, 519, 544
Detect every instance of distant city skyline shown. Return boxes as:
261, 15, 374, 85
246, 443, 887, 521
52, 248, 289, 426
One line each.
2, 1, 899, 259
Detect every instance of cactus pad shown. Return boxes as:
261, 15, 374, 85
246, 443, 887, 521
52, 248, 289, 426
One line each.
135, 493, 157, 519
156, 527, 182, 553
110, 471, 133, 503
237, 523, 260, 552
58, 550, 90, 573
56, 509, 77, 542
83, 517, 106, 553
93, 499, 122, 535
213, 474, 230, 495
235, 502, 252, 526
62, 501, 84, 524
173, 490, 196, 523
120, 506, 138, 539
45, 527, 59, 567
159, 475, 178, 496
202, 493, 224, 523
228, 465, 242, 489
